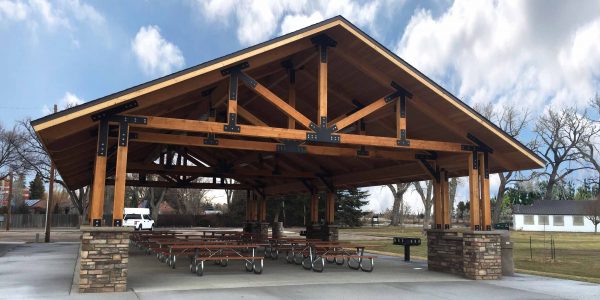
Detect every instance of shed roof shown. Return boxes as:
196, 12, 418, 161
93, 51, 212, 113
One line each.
513, 200, 594, 216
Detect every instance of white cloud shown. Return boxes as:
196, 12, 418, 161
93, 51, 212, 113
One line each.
191, 0, 386, 46
131, 25, 185, 77
396, 0, 600, 111
42, 91, 84, 115
0, 0, 28, 21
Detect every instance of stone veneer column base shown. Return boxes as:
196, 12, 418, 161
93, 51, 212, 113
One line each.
79, 226, 133, 293
427, 229, 502, 280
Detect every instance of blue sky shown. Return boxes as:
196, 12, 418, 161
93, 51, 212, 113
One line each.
1, 0, 599, 212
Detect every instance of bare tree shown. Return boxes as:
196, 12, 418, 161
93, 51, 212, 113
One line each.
535, 107, 590, 200
474, 103, 535, 223
448, 177, 460, 218
386, 183, 410, 226
0, 124, 22, 180
574, 95, 600, 187
585, 197, 600, 234
414, 180, 433, 228
14, 119, 89, 217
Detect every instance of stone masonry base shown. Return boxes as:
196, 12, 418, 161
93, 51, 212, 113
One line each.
427, 229, 502, 280
79, 226, 133, 293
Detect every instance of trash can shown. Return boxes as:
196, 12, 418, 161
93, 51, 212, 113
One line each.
272, 221, 284, 239
500, 231, 514, 276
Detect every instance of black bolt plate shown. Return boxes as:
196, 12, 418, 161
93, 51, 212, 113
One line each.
92, 219, 101, 227
276, 140, 306, 153
229, 72, 238, 100
224, 113, 240, 133
97, 120, 109, 156
390, 81, 413, 98
113, 219, 122, 227
220, 62, 249, 76
239, 72, 257, 88
357, 146, 369, 156
307, 122, 340, 143
310, 34, 337, 48
118, 123, 128, 146
91, 100, 138, 121
204, 133, 218, 145
109, 115, 148, 125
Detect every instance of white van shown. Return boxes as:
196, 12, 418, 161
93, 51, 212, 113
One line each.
123, 208, 154, 231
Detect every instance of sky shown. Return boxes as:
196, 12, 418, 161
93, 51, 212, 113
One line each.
1, 0, 599, 213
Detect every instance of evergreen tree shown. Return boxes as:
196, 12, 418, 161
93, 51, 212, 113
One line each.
335, 188, 369, 227
29, 173, 46, 200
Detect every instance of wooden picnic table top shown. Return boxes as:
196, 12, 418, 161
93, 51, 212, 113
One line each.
169, 243, 260, 250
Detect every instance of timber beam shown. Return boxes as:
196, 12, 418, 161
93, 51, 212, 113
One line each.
105, 179, 249, 190
126, 162, 319, 179
129, 131, 435, 161
124, 115, 477, 153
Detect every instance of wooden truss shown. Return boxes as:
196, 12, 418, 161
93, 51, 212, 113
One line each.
87, 33, 492, 230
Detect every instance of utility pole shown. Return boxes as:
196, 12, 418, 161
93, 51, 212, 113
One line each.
5, 171, 12, 231
44, 104, 57, 242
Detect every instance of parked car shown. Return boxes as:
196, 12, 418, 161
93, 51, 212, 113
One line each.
123, 208, 154, 231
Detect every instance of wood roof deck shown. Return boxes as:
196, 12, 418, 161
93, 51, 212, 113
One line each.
31, 16, 544, 195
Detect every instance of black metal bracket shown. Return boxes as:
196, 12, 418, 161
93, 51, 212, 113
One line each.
281, 60, 296, 84
92, 219, 101, 227
276, 140, 306, 153
108, 115, 148, 125
204, 133, 218, 145
311, 34, 337, 63
224, 113, 240, 132
472, 151, 479, 170
397, 130, 410, 146
419, 159, 440, 182
385, 81, 413, 103
357, 146, 369, 156
415, 152, 437, 160
467, 133, 494, 154
307, 122, 340, 143
220, 62, 249, 76
97, 119, 109, 156
113, 219, 122, 227
118, 123, 129, 146
238, 71, 257, 88
91, 100, 139, 121
228, 71, 239, 100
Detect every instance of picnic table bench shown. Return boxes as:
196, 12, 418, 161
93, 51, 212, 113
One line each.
301, 241, 376, 272
168, 243, 264, 276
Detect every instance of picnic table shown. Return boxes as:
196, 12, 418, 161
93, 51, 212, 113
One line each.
168, 243, 264, 276
301, 241, 376, 272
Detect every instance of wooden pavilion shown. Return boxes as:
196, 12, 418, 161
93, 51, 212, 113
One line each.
31, 16, 543, 234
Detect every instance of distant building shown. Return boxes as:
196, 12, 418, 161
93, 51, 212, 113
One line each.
513, 200, 597, 232
0, 178, 31, 207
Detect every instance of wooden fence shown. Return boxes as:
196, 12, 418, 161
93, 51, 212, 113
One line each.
1, 214, 80, 228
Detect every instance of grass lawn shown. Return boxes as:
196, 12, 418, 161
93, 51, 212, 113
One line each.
340, 227, 600, 283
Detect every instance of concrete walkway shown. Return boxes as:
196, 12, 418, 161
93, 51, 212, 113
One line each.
0, 242, 598, 299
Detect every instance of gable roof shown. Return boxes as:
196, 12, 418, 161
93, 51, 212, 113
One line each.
31, 16, 545, 192
514, 200, 594, 216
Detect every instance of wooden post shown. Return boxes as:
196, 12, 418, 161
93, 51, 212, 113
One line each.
89, 120, 109, 226
44, 104, 57, 241
468, 152, 481, 231
433, 175, 443, 229
441, 170, 451, 229
259, 196, 267, 222
5, 171, 12, 231
325, 192, 335, 224
112, 122, 129, 226
396, 96, 407, 140
479, 152, 492, 231
310, 193, 319, 224
318, 44, 328, 126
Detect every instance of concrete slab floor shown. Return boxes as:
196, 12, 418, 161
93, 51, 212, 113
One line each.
0, 242, 598, 299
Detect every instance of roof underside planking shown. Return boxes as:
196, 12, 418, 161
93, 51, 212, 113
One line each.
31, 16, 545, 195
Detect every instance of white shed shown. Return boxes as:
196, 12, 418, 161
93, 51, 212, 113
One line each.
513, 200, 597, 232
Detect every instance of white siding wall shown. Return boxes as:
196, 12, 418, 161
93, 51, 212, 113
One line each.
513, 214, 597, 232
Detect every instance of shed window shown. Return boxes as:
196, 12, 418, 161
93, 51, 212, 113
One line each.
524, 215, 534, 225
553, 216, 564, 226
573, 216, 585, 226
538, 215, 549, 225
